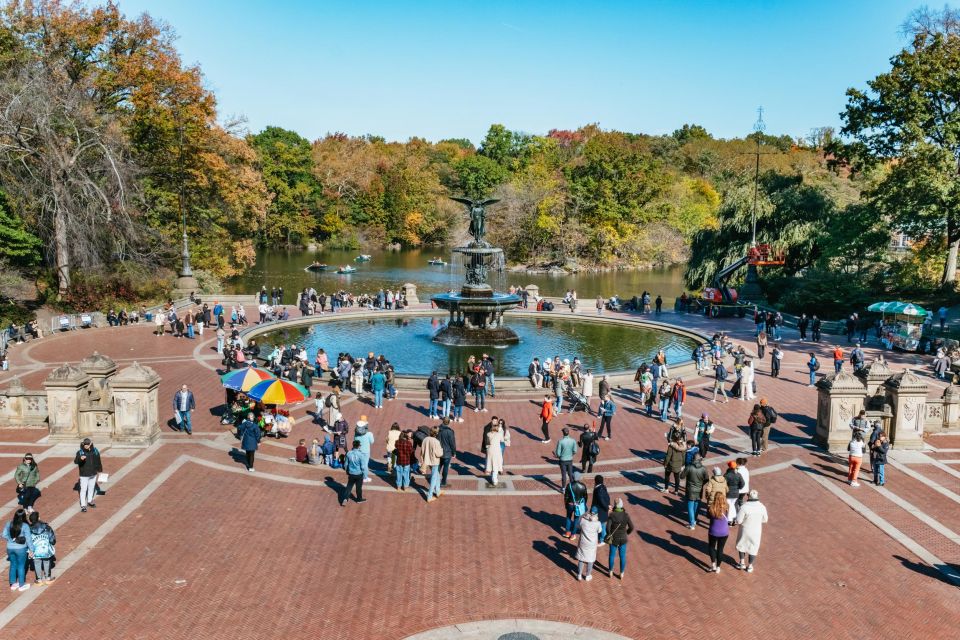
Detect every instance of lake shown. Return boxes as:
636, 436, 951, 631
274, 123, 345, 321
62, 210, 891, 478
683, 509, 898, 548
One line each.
227, 248, 687, 302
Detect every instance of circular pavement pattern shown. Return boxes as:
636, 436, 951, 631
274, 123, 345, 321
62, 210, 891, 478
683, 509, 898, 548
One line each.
403, 620, 632, 640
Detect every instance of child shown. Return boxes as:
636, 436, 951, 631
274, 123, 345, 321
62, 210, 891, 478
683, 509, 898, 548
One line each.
314, 392, 324, 424
295, 439, 308, 464
684, 439, 700, 466
321, 435, 335, 466
29, 511, 56, 584
307, 438, 322, 465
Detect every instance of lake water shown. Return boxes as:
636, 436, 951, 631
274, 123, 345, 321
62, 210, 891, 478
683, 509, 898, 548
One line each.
227, 248, 687, 301
256, 314, 697, 376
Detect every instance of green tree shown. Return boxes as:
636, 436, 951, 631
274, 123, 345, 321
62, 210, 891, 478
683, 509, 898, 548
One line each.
249, 126, 319, 245
453, 154, 507, 199
838, 6, 960, 286
672, 124, 712, 144
0, 191, 40, 267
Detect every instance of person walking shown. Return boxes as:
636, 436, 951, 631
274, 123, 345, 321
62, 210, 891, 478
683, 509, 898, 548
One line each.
339, 440, 367, 506
671, 378, 686, 419
833, 345, 844, 373
28, 511, 56, 584
592, 475, 610, 542
555, 428, 578, 490
798, 313, 809, 341
736, 490, 769, 573
681, 454, 709, 529
540, 395, 556, 444
326, 388, 342, 427
724, 461, 743, 525
595, 295, 604, 315
711, 360, 729, 403
575, 511, 602, 581
74, 438, 102, 512
354, 417, 375, 482
706, 492, 729, 573
662, 434, 686, 494
173, 384, 196, 435
394, 430, 414, 491
484, 421, 504, 487
2, 509, 34, 591
236, 413, 261, 472
562, 470, 588, 540
597, 396, 615, 440
847, 430, 865, 487
14, 453, 40, 511
759, 398, 778, 453
811, 315, 822, 342
421, 427, 445, 501
438, 418, 457, 487
748, 404, 767, 457
580, 423, 600, 473
606, 498, 634, 580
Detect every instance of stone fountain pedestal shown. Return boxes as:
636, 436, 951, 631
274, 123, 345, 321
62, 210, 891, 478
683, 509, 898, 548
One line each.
431, 245, 521, 346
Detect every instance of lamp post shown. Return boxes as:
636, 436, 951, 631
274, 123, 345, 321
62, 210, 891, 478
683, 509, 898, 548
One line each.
740, 107, 766, 302
173, 106, 198, 295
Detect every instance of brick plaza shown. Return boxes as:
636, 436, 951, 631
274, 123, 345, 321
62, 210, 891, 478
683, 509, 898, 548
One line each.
0, 305, 957, 639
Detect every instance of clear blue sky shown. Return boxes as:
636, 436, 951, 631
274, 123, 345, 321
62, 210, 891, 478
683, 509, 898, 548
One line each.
116, 0, 926, 143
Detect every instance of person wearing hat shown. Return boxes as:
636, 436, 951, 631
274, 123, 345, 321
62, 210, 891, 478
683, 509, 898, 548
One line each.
704, 466, 727, 507
661, 433, 686, 494
606, 498, 634, 580
74, 438, 103, 511
723, 461, 743, 525
735, 489, 769, 573
562, 470, 588, 540
354, 416, 375, 483
14, 453, 40, 511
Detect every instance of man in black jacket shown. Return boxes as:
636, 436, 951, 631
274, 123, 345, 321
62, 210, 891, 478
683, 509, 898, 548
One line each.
438, 418, 457, 487
439, 374, 453, 420
426, 372, 440, 419
74, 438, 103, 513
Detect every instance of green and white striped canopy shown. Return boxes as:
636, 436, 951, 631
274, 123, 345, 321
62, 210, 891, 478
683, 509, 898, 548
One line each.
866, 301, 929, 317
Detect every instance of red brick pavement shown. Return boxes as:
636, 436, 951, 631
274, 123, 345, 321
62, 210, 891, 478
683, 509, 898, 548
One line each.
0, 310, 957, 639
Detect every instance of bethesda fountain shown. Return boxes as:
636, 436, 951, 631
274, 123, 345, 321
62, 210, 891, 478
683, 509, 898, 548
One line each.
431, 197, 521, 345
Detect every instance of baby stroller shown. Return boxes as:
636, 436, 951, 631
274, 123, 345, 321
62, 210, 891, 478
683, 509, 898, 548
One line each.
566, 387, 588, 413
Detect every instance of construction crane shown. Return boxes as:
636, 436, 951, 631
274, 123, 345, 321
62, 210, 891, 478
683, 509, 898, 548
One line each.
699, 244, 784, 318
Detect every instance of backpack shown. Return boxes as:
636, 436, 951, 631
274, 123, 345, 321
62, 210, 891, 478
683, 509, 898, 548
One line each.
717, 364, 728, 380
31, 526, 54, 558
764, 406, 779, 423
589, 440, 600, 457
813, 360, 821, 371
325, 394, 334, 408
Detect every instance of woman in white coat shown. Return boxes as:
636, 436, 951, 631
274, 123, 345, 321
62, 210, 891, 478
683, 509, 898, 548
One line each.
735, 489, 768, 573
745, 360, 756, 401
575, 510, 602, 581
485, 423, 504, 486
582, 370, 594, 414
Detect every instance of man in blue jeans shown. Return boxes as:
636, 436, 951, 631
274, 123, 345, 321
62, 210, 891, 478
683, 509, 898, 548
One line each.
482, 354, 496, 397
807, 354, 819, 387
172, 384, 195, 435
554, 428, 578, 490
339, 440, 367, 506
426, 372, 440, 419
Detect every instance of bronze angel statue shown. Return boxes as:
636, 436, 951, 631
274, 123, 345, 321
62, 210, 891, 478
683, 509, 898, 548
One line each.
450, 197, 499, 246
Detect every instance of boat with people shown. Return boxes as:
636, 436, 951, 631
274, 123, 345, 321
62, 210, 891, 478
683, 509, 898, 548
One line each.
428, 257, 446, 266
304, 262, 328, 272
337, 265, 357, 274
354, 254, 372, 262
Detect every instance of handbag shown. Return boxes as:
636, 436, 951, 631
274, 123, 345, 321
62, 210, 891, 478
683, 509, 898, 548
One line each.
604, 521, 623, 545
573, 499, 586, 517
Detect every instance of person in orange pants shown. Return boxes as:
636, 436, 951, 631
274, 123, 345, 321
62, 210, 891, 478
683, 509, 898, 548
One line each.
847, 431, 865, 487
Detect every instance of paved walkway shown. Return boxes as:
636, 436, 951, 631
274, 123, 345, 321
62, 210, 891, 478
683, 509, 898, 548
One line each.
0, 305, 958, 639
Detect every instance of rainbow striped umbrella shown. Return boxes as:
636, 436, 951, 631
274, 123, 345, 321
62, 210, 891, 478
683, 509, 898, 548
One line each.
247, 378, 309, 405
220, 366, 275, 392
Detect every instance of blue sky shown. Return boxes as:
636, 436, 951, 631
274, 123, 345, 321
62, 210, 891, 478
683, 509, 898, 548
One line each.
116, 0, 925, 143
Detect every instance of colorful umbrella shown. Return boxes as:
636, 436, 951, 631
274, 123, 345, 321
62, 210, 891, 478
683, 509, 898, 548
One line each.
220, 366, 275, 392
867, 301, 929, 317
246, 378, 309, 405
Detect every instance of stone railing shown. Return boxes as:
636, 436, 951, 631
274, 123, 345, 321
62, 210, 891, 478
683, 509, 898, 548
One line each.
0, 379, 48, 427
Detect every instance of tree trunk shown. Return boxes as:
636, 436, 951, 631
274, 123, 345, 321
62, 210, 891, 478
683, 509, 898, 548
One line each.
945, 236, 959, 286
54, 207, 70, 294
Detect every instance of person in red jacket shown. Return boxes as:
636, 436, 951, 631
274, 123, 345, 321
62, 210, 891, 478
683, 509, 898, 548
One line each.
670, 378, 686, 420
540, 395, 556, 444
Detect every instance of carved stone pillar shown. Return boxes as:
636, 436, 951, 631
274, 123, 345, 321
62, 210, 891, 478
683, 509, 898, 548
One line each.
110, 362, 161, 446
402, 283, 419, 305
0, 378, 26, 424
79, 351, 117, 397
856, 359, 892, 399
884, 370, 928, 449
942, 385, 960, 432
524, 284, 540, 301
44, 364, 91, 443
815, 371, 867, 452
